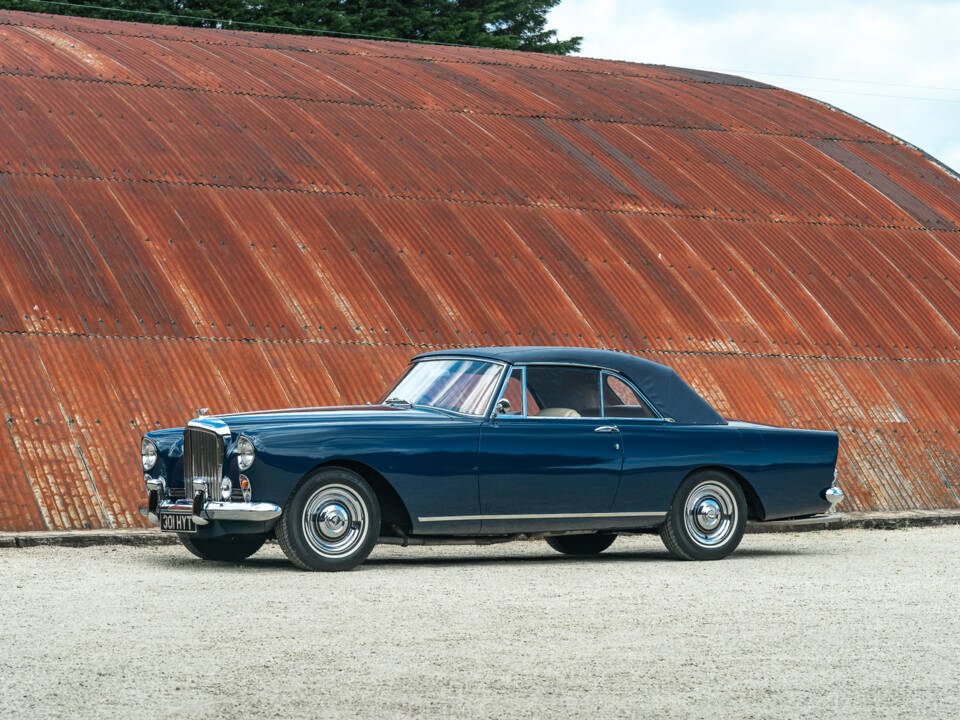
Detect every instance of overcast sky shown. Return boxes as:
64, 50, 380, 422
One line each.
548, 0, 960, 174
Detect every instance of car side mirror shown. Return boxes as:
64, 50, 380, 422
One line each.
493, 398, 511, 417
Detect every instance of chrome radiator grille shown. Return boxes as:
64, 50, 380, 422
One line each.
183, 427, 224, 498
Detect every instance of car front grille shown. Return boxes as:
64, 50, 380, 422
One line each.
183, 427, 224, 499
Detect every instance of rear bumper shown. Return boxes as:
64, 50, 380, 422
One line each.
146, 477, 281, 526
823, 485, 844, 508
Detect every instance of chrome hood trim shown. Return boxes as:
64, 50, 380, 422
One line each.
217, 404, 399, 419
187, 416, 231, 437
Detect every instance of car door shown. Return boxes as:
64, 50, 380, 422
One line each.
478, 365, 624, 533
600, 371, 680, 514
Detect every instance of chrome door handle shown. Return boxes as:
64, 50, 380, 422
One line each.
594, 425, 619, 433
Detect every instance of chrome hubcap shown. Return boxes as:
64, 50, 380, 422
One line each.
319, 504, 349, 538
696, 499, 722, 530
684, 481, 737, 548
302, 484, 368, 558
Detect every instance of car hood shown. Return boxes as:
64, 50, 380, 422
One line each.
209, 404, 470, 434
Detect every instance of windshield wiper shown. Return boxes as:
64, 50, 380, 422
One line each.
383, 397, 414, 409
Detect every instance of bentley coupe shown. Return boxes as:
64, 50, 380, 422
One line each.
142, 346, 843, 570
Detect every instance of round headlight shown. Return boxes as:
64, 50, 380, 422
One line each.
220, 476, 232, 501
141, 437, 158, 471
237, 436, 255, 471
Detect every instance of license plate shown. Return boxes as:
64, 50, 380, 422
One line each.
160, 512, 197, 533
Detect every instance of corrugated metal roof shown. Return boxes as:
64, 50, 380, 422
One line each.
0, 9, 958, 530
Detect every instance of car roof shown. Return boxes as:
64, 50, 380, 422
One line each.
412, 346, 725, 425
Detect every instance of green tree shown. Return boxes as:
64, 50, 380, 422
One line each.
2, 0, 582, 54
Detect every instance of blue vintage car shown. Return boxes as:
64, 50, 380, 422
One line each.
142, 346, 843, 570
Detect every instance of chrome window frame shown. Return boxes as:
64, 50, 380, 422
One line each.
390, 357, 509, 419
489, 362, 664, 421
520, 365, 527, 417
493, 364, 528, 417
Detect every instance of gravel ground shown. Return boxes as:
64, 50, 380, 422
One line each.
1, 526, 958, 719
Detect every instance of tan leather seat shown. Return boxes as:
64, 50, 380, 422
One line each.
537, 408, 581, 418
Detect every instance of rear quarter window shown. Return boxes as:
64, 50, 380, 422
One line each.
602, 374, 657, 418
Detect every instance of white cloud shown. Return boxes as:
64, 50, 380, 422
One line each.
549, 0, 960, 172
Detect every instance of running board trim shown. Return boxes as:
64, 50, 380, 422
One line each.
418, 511, 666, 522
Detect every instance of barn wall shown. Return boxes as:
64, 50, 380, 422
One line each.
0, 10, 958, 529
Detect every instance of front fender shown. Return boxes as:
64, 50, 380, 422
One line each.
241, 423, 481, 524
144, 427, 184, 485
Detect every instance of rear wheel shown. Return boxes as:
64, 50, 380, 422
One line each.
179, 533, 265, 562
546, 532, 616, 555
660, 470, 746, 560
277, 467, 381, 571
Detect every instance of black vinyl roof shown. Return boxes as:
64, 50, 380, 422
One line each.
413, 346, 726, 425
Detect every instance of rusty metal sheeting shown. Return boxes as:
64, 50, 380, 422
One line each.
0, 10, 958, 530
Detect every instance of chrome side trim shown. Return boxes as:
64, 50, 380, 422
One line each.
493, 415, 669, 422
417, 511, 667, 522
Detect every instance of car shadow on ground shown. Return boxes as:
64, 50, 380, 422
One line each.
149, 544, 810, 572
362, 546, 811, 567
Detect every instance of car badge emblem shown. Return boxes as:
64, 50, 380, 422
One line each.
196, 408, 209, 418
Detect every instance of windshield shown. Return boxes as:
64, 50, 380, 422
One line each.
382, 359, 504, 416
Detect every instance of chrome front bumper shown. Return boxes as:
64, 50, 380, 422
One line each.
146, 477, 281, 526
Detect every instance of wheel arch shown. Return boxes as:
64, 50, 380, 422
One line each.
296, 458, 413, 535
682, 465, 766, 521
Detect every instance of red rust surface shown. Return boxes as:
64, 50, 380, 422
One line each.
0, 10, 958, 530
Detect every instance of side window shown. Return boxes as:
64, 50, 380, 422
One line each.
525, 366, 601, 418
602, 373, 657, 418
499, 368, 524, 415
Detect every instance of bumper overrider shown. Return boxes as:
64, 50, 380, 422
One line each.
823, 485, 844, 510
145, 477, 281, 527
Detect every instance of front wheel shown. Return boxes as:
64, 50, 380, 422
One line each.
545, 533, 616, 555
179, 533, 266, 562
660, 471, 746, 560
277, 467, 381, 571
